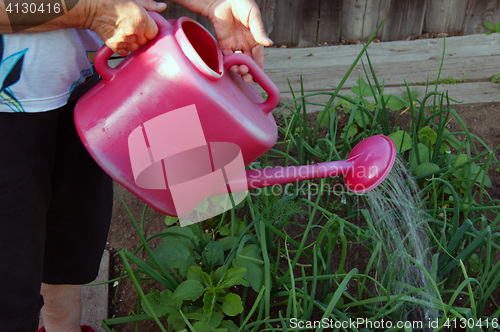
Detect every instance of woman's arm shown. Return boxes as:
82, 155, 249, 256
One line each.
0, 0, 166, 56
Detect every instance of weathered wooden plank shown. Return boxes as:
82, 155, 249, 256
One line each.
268, 0, 301, 46
463, 0, 500, 35
298, 0, 320, 47
254, 0, 276, 37
340, 0, 389, 42
277, 81, 500, 112
317, 0, 342, 44
267, 52, 499, 92
382, 0, 427, 41
340, 0, 367, 41
262, 34, 500, 107
424, 0, 468, 34
264, 34, 500, 72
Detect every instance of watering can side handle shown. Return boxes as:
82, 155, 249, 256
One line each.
94, 46, 116, 83
223, 53, 280, 115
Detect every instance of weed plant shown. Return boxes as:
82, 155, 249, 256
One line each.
101, 33, 500, 332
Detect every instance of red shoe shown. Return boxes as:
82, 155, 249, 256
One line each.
37, 325, 95, 332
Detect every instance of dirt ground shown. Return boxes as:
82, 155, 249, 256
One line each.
105, 102, 500, 331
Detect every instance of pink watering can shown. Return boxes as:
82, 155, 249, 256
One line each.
74, 13, 396, 223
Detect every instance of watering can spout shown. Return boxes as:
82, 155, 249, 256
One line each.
223, 135, 396, 195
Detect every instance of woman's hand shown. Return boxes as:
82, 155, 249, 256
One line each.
87, 0, 167, 56
207, 0, 272, 82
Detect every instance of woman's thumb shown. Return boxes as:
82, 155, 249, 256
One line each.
248, 9, 273, 46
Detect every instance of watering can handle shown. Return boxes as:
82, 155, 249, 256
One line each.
223, 53, 280, 115
94, 46, 116, 83
94, 12, 170, 83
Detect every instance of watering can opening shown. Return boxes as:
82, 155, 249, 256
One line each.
177, 18, 223, 78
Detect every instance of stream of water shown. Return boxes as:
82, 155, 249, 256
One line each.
365, 156, 438, 328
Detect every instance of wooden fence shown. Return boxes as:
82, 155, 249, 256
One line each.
162, 0, 500, 46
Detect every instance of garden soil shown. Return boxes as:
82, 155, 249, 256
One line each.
104, 102, 500, 331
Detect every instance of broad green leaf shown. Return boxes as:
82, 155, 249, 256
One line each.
183, 310, 205, 321
159, 225, 199, 247
202, 241, 224, 269
410, 143, 429, 170
148, 238, 196, 277
187, 265, 212, 287
232, 244, 264, 292
454, 153, 468, 166
207, 312, 223, 328
203, 290, 216, 316
414, 162, 440, 177
484, 22, 495, 30
212, 266, 225, 285
418, 126, 437, 147
340, 124, 358, 139
379, 94, 407, 111
167, 311, 186, 331
164, 215, 178, 226
221, 293, 243, 316
193, 321, 213, 332
401, 89, 420, 103
388, 130, 412, 153
452, 153, 469, 179
334, 94, 354, 111
172, 279, 204, 301
220, 320, 238, 332
142, 289, 182, 318
231, 220, 247, 238
417, 143, 430, 163
218, 225, 230, 236
353, 109, 371, 127
186, 310, 223, 328
471, 163, 493, 188
218, 236, 238, 251
495, 21, 500, 31
351, 77, 374, 97
218, 267, 246, 289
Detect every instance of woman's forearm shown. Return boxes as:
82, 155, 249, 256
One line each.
0, 0, 167, 56
0, 0, 91, 33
